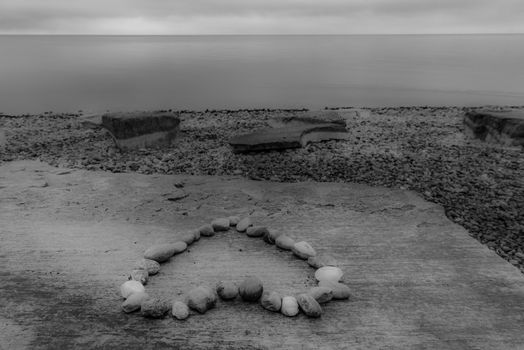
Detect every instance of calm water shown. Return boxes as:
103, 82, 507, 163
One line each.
1, 35, 524, 114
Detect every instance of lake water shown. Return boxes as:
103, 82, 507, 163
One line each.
1, 35, 523, 114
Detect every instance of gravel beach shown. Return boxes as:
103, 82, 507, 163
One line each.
1, 107, 523, 273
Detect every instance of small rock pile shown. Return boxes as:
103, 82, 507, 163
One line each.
119, 216, 350, 319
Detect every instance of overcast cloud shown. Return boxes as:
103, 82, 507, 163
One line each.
1, 0, 523, 34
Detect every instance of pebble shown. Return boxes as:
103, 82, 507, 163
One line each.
171, 300, 190, 320
296, 293, 322, 318
263, 230, 282, 244
216, 281, 239, 300
121, 291, 149, 313
120, 280, 145, 299
318, 281, 351, 300
246, 226, 269, 238
275, 235, 295, 250
308, 287, 333, 304
180, 232, 196, 245
135, 258, 161, 275
292, 241, 316, 259
143, 244, 176, 263
141, 297, 170, 318
281, 296, 299, 317
211, 218, 230, 231
199, 224, 215, 237
187, 286, 217, 314
314, 266, 344, 283
307, 255, 338, 269
129, 269, 148, 285
192, 229, 201, 241
236, 218, 253, 232
228, 216, 240, 227
260, 291, 282, 312
170, 241, 187, 255
238, 276, 264, 302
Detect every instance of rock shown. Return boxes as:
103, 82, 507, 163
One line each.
292, 241, 316, 259
269, 110, 347, 128
263, 230, 282, 244
296, 293, 322, 318
314, 266, 344, 283
246, 226, 269, 238
260, 291, 282, 312
129, 269, 148, 285
120, 280, 145, 299
135, 258, 160, 275
229, 123, 348, 153
211, 218, 230, 231
281, 296, 299, 317
180, 232, 196, 245
170, 241, 187, 255
171, 300, 190, 320
308, 287, 333, 304
464, 109, 524, 146
187, 286, 217, 314
216, 281, 239, 300
236, 218, 253, 232
238, 276, 264, 302
307, 255, 338, 269
318, 281, 351, 300
140, 297, 170, 318
143, 244, 176, 263
199, 224, 215, 237
122, 291, 149, 313
275, 235, 295, 250
101, 111, 180, 151
228, 216, 240, 227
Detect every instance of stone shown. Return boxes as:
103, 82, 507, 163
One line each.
315, 266, 344, 283
180, 232, 196, 245
308, 287, 333, 304
135, 258, 160, 275
464, 109, 524, 146
211, 218, 230, 231
307, 255, 338, 269
236, 218, 253, 232
229, 123, 348, 153
121, 291, 149, 313
281, 296, 299, 317
140, 297, 170, 318
296, 293, 322, 318
275, 235, 295, 250
187, 286, 217, 314
238, 276, 264, 302
269, 110, 347, 128
171, 300, 190, 320
170, 241, 187, 255
120, 280, 145, 299
246, 226, 269, 238
228, 216, 240, 227
216, 281, 239, 300
292, 241, 316, 259
129, 269, 148, 285
318, 281, 351, 300
192, 229, 201, 241
260, 291, 282, 312
144, 244, 176, 263
199, 224, 215, 237
263, 230, 282, 244
101, 111, 181, 151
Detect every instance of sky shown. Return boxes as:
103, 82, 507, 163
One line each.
1, 0, 523, 35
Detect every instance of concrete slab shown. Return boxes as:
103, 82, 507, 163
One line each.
229, 124, 348, 153
464, 109, 524, 146
1, 160, 523, 349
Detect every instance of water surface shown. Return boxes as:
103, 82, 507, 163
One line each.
1, 35, 523, 114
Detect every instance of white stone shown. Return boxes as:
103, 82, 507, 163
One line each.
120, 280, 145, 299
315, 266, 344, 283
281, 296, 299, 317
